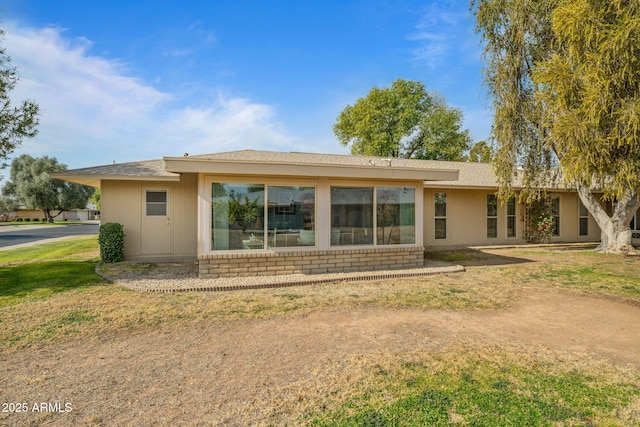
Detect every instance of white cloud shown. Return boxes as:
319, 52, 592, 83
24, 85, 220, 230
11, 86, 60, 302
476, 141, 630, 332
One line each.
2, 22, 295, 168
409, 3, 477, 69
159, 95, 296, 155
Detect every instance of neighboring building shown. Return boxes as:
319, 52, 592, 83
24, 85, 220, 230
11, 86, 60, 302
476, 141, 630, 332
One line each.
2, 208, 98, 222
3, 209, 46, 222
54, 150, 624, 278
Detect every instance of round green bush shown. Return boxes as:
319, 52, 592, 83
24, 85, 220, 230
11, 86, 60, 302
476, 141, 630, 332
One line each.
98, 222, 125, 263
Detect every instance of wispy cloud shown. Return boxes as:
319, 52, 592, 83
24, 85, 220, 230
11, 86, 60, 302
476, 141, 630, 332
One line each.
160, 95, 296, 155
2, 23, 294, 167
408, 2, 477, 69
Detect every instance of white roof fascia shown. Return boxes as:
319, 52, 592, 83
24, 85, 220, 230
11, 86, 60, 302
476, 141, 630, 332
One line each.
163, 157, 459, 182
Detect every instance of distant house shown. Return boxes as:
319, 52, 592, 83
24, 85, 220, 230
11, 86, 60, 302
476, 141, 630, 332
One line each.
54, 149, 630, 278
2, 208, 98, 222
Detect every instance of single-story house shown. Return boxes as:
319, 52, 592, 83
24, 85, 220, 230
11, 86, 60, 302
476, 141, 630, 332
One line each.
1, 208, 98, 222
54, 150, 640, 278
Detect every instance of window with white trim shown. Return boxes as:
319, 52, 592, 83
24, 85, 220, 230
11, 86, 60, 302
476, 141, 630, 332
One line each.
330, 185, 416, 246
146, 190, 167, 216
507, 196, 517, 238
434, 192, 447, 240
579, 200, 589, 236
631, 208, 640, 232
487, 194, 498, 238
551, 196, 560, 236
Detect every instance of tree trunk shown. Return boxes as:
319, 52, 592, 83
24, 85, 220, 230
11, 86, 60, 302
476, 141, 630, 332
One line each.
596, 222, 634, 253
576, 182, 640, 254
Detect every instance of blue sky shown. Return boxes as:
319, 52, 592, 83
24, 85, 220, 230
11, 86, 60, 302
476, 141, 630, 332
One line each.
2, 0, 490, 173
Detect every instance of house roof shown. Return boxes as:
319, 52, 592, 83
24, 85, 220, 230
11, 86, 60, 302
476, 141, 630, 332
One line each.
423, 161, 503, 189
51, 159, 180, 187
52, 149, 530, 189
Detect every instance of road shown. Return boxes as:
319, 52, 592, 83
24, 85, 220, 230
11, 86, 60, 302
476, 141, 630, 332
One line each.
0, 222, 99, 249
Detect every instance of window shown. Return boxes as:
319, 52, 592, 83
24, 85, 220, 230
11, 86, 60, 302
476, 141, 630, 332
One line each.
507, 196, 517, 238
330, 186, 416, 246
146, 190, 167, 216
487, 194, 498, 238
551, 197, 560, 236
267, 186, 315, 247
211, 183, 265, 250
331, 187, 374, 245
434, 192, 447, 240
211, 182, 415, 251
377, 187, 415, 245
579, 200, 589, 236
631, 208, 640, 231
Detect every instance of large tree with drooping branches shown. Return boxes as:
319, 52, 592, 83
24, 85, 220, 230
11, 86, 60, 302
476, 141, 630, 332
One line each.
473, 0, 640, 253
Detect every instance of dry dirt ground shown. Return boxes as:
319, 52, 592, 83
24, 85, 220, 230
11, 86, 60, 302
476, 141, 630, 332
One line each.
1, 284, 639, 426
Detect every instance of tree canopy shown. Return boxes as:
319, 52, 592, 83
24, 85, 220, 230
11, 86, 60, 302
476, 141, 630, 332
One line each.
473, 0, 640, 252
1, 155, 94, 221
0, 28, 39, 168
333, 78, 472, 160
468, 140, 494, 163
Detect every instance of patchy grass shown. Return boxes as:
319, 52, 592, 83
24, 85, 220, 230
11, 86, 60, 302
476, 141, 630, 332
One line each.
99, 261, 157, 279
1, 240, 640, 425
1, 240, 640, 353
305, 345, 640, 426
425, 247, 640, 301
425, 249, 484, 263
493, 248, 640, 300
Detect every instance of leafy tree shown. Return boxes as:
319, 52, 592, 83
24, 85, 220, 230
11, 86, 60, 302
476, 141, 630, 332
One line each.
467, 140, 494, 163
1, 155, 94, 222
473, 0, 640, 253
334, 78, 472, 160
89, 188, 101, 210
0, 28, 39, 170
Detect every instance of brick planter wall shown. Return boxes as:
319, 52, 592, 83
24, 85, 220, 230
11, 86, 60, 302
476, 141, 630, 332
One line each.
198, 247, 424, 278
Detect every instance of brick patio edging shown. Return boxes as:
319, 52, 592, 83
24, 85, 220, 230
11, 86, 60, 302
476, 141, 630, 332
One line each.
120, 264, 465, 293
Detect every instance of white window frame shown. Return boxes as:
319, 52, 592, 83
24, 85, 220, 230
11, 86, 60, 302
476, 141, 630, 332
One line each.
487, 194, 498, 238
506, 196, 517, 238
551, 196, 560, 237
579, 200, 589, 236
434, 192, 447, 240
145, 189, 168, 217
201, 176, 422, 254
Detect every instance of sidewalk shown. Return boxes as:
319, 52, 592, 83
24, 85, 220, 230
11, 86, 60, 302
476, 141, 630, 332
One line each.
0, 221, 98, 251
0, 224, 65, 232
0, 234, 96, 251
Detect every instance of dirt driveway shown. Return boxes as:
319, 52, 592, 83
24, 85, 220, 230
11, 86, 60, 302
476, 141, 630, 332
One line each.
1, 288, 639, 426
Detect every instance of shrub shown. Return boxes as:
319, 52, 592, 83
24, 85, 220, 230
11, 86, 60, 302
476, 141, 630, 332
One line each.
524, 198, 555, 244
98, 222, 125, 263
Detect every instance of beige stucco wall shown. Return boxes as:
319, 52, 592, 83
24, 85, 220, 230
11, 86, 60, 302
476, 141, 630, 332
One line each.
423, 188, 600, 247
101, 173, 198, 260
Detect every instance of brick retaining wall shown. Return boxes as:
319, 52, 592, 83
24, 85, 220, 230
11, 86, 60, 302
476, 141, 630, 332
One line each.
198, 247, 424, 278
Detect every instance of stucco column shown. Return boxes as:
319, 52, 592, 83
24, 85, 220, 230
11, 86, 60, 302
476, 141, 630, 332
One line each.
316, 177, 331, 251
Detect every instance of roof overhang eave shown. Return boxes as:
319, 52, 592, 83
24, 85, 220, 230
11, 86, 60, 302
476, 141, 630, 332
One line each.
163, 157, 459, 182
51, 173, 181, 188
